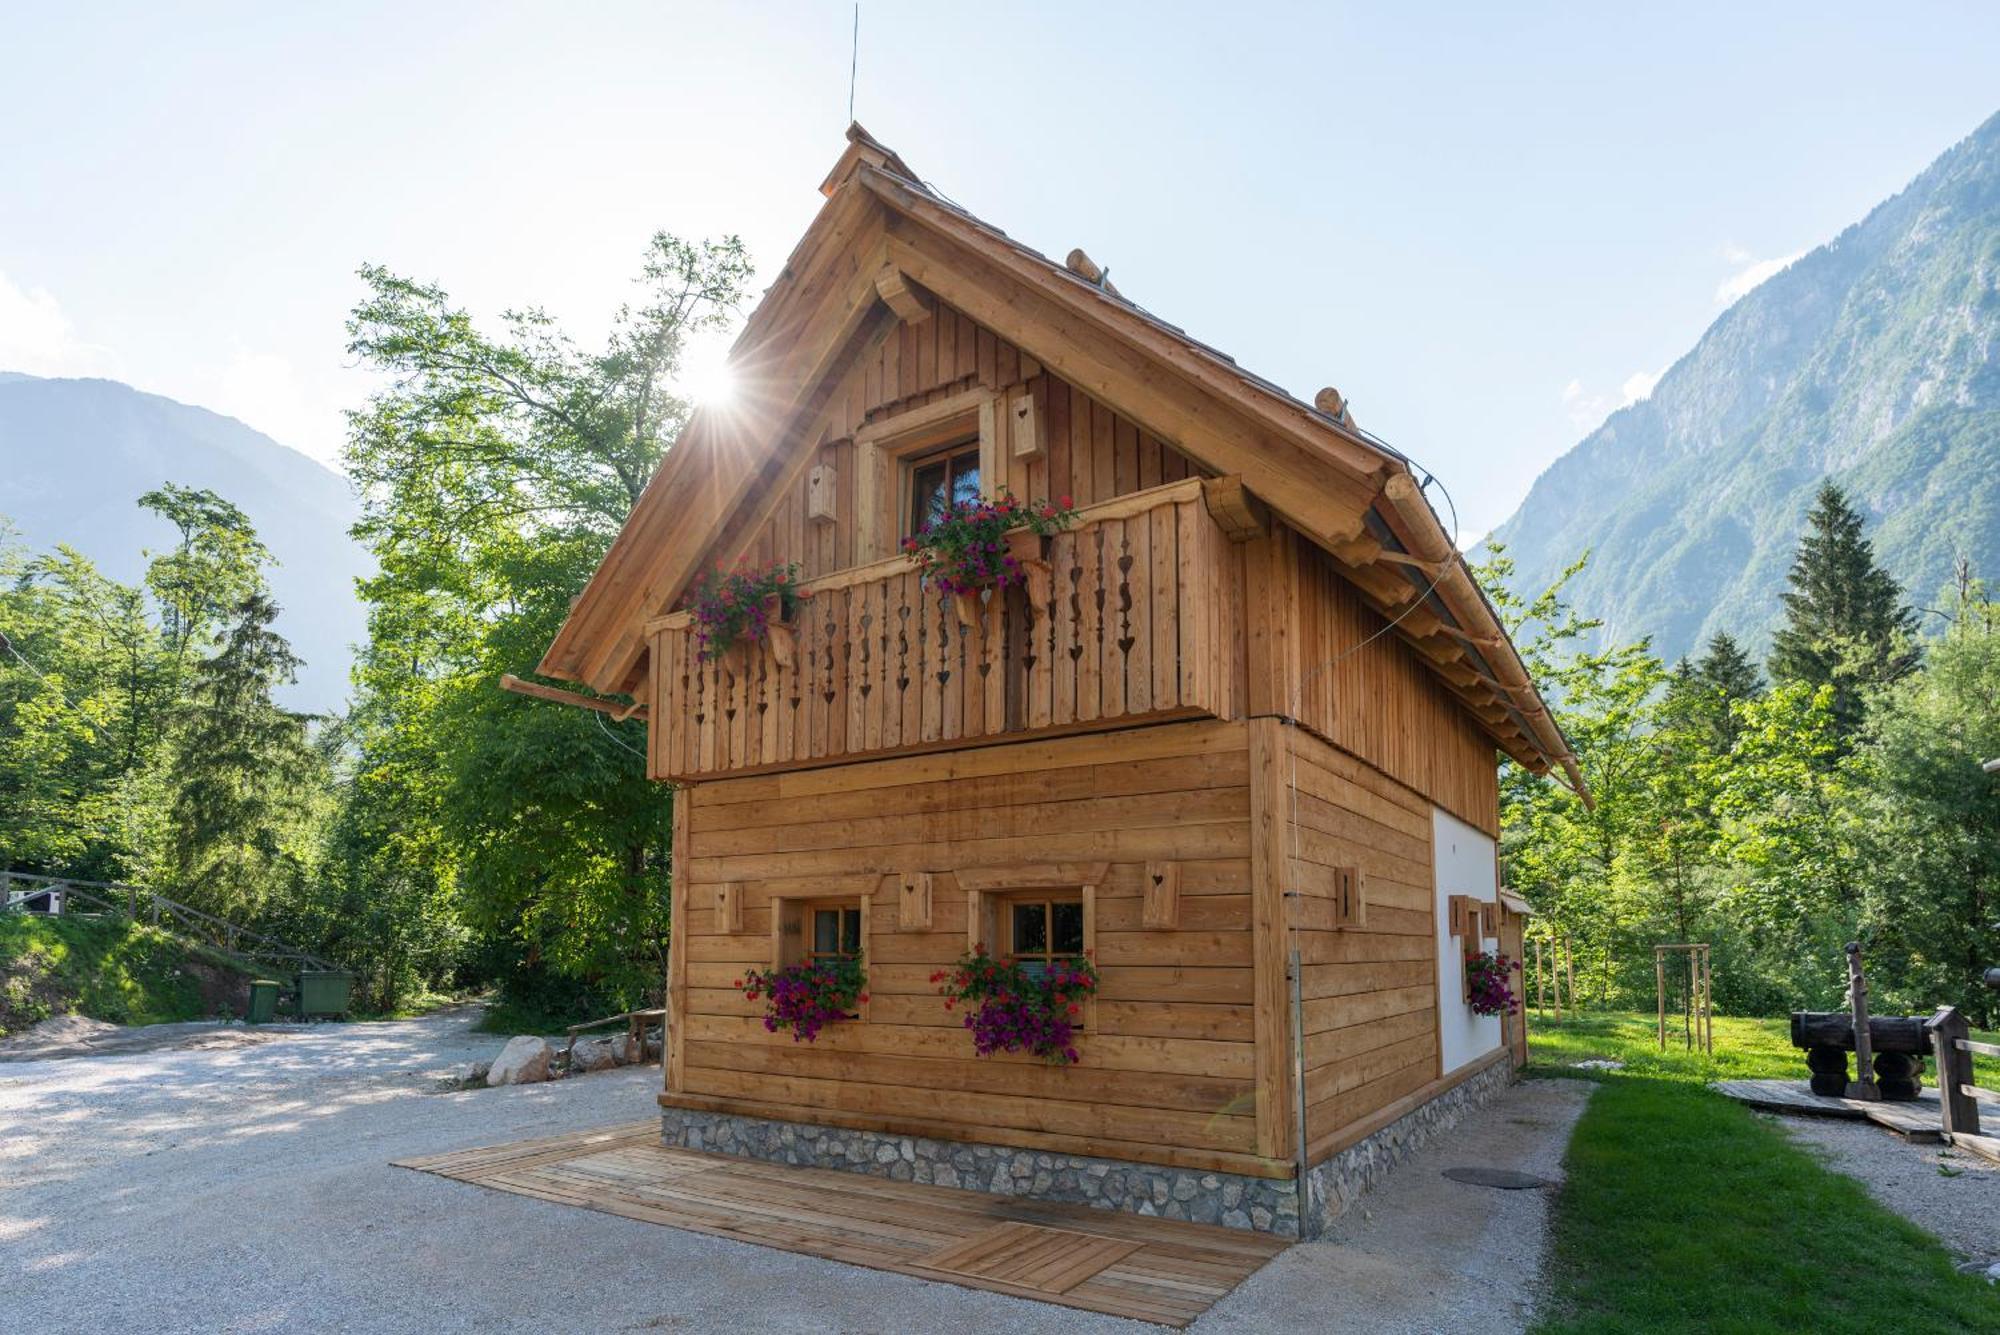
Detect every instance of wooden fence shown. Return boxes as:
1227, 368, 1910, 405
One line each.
1927, 1005, 2000, 1165
0, 870, 337, 975
646, 480, 1241, 780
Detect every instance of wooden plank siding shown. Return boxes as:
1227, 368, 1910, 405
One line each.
1278, 725, 1445, 1159
730, 305, 1205, 583
665, 719, 1288, 1179
1249, 526, 1499, 838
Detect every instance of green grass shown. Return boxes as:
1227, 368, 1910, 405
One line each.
0, 913, 251, 1037
1530, 1011, 2000, 1332
1531, 1010, 2000, 1086
471, 993, 601, 1038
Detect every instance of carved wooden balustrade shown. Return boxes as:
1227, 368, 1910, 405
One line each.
645, 479, 1244, 780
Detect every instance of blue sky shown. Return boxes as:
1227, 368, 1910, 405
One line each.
4, 3, 1996, 539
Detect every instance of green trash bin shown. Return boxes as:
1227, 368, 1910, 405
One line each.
296, 970, 355, 1019
246, 979, 281, 1024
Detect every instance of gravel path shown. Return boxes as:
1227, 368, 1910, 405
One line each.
1200, 1078, 1594, 1333
1779, 1114, 2000, 1270
1, 1011, 1583, 1332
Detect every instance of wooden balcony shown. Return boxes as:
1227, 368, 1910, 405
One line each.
645, 479, 1245, 780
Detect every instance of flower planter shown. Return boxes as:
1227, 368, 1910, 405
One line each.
762, 593, 799, 669
905, 492, 1077, 619
688, 562, 802, 666
1004, 527, 1054, 607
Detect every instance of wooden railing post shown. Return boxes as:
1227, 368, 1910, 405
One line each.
1927, 1005, 1979, 1139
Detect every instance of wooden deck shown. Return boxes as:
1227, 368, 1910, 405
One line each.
395, 1123, 1289, 1326
1713, 1079, 1944, 1142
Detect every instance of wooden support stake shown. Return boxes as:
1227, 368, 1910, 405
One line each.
1703, 947, 1715, 1054
1656, 948, 1667, 1051
1846, 942, 1882, 1101
1928, 1005, 1981, 1139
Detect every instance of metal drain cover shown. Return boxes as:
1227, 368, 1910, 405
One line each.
1442, 1167, 1554, 1190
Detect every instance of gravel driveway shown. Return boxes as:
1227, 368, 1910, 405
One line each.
1, 1009, 1583, 1332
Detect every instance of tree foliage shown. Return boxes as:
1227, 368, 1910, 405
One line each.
1496, 485, 2000, 1021
338, 231, 752, 1009
1769, 482, 1919, 742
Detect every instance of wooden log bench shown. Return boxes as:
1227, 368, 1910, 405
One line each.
1789, 1011, 1928, 1101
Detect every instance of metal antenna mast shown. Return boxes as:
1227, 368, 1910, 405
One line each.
847, 4, 860, 122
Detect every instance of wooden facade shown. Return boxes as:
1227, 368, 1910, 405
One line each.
542, 126, 1577, 1203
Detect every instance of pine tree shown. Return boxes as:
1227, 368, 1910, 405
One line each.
166, 591, 317, 917
1689, 631, 1764, 753
1768, 481, 1919, 741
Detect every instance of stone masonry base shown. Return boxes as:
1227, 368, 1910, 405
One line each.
659, 1056, 1513, 1239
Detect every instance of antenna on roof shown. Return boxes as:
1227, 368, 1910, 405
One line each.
847, 4, 860, 123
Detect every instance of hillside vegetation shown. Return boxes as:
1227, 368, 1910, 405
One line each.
0, 914, 251, 1038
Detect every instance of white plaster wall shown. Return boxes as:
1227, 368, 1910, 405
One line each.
1433, 806, 1502, 1075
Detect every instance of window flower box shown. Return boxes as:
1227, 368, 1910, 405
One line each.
736, 957, 867, 1043
932, 945, 1098, 1065
903, 492, 1075, 626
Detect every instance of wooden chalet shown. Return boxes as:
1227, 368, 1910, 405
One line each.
538, 125, 1582, 1237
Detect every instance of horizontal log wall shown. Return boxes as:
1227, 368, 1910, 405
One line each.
735, 304, 1206, 581
666, 719, 1284, 1178
1281, 725, 1444, 1161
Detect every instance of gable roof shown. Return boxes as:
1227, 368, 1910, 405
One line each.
540, 125, 1584, 795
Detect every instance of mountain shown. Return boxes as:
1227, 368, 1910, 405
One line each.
0, 373, 368, 713
1484, 111, 2000, 665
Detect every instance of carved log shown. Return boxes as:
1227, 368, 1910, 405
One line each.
1805, 1045, 1850, 1097
1789, 1011, 1931, 1054
1872, 1049, 1925, 1101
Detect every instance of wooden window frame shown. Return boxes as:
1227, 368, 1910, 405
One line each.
852, 387, 1002, 562
957, 862, 1106, 1038
770, 891, 872, 1021
1001, 895, 1088, 971
904, 439, 984, 540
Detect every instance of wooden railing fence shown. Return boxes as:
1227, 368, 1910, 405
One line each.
0, 870, 337, 975
1926, 1005, 2000, 1164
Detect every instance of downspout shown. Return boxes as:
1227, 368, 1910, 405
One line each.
1290, 928, 1311, 1233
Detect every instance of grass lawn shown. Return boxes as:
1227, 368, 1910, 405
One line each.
1529, 1011, 2000, 1332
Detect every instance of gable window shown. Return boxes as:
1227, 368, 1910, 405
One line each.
906, 441, 982, 537
1006, 896, 1086, 982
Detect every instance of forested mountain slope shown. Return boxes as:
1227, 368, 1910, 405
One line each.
1484, 111, 1999, 659
0, 373, 365, 712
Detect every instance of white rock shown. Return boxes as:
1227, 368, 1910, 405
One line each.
570, 1039, 617, 1074
486, 1035, 552, 1086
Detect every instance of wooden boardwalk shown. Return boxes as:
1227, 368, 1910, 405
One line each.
395, 1123, 1289, 1327
1713, 1079, 1944, 1142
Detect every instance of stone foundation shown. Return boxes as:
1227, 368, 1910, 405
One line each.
661, 1055, 1514, 1239
1298, 1053, 1517, 1237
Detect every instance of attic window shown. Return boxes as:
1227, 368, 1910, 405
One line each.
907, 442, 982, 537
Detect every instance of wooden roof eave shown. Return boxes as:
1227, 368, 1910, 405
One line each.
857, 166, 1582, 794
1368, 470, 1587, 799
856, 167, 1394, 488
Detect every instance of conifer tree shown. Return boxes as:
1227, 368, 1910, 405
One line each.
166, 591, 316, 917
1689, 631, 1764, 752
1768, 481, 1918, 741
